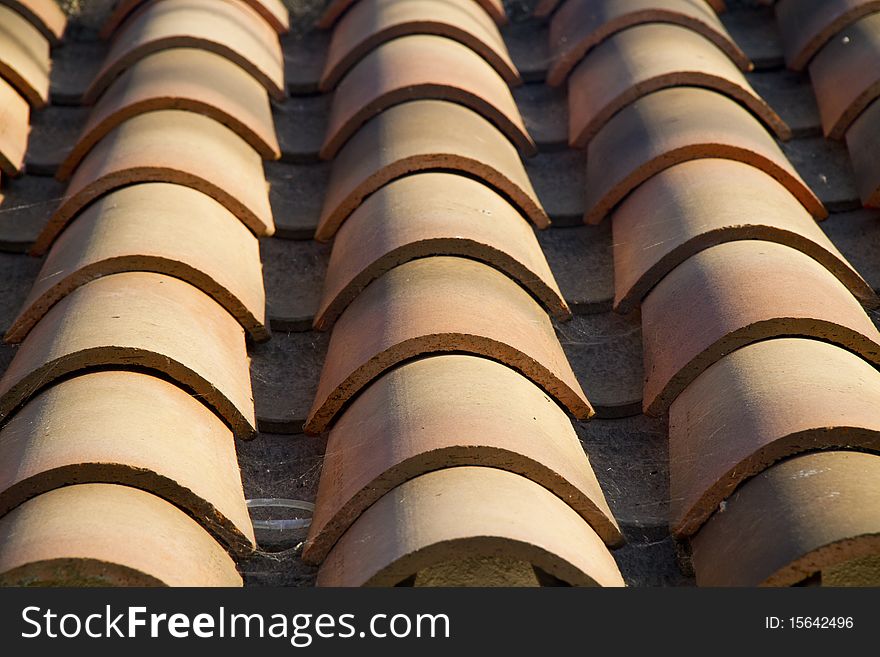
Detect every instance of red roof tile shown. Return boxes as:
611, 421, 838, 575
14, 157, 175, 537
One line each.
547, 0, 750, 87
0, 0, 66, 44
320, 0, 519, 91
7, 183, 269, 343
58, 47, 280, 180
0, 272, 257, 438
567, 22, 790, 148
670, 338, 880, 537
0, 76, 28, 175
641, 240, 880, 415
85, 0, 286, 103
691, 451, 880, 586
304, 354, 620, 565
320, 34, 535, 159
316, 100, 548, 241
775, 0, 880, 71
0, 370, 256, 554
35, 109, 275, 255
583, 87, 825, 225
316, 467, 623, 587
611, 159, 875, 313
305, 256, 593, 434
314, 172, 569, 330
0, 3, 49, 107
0, 484, 242, 586
317, 0, 508, 29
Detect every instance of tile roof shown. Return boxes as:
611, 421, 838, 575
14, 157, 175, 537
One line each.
0, 0, 877, 587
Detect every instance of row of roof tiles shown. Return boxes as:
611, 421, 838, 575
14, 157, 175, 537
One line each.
0, 0, 293, 586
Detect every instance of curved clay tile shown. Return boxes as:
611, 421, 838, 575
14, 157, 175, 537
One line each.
583, 87, 825, 225
612, 160, 875, 314
776, 0, 880, 71
58, 48, 280, 180
321, 35, 534, 159
0, 0, 65, 44
317, 0, 507, 29
100, 0, 290, 37
7, 184, 268, 344
0, 371, 256, 555
691, 451, 880, 586
317, 100, 547, 242
706, 0, 725, 10
810, 13, 880, 139
546, 0, 750, 87
0, 272, 257, 438
304, 355, 620, 565
0, 76, 29, 175
846, 97, 880, 207
0, 4, 50, 107
305, 257, 592, 435
317, 467, 624, 586
641, 240, 880, 416
670, 339, 880, 538
85, 0, 285, 104
34, 109, 274, 255
568, 23, 790, 148
320, 0, 519, 92
314, 173, 569, 331
0, 484, 242, 586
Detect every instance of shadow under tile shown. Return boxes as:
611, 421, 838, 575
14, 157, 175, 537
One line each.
782, 137, 861, 212
720, 6, 784, 70
26, 105, 90, 176
240, 548, 319, 587
821, 208, 880, 294
0, 176, 66, 252
261, 236, 330, 331
526, 149, 585, 225
538, 223, 613, 314
503, 20, 550, 83
513, 82, 568, 151
557, 311, 643, 417
282, 30, 329, 95
250, 329, 329, 433
612, 537, 694, 587
273, 94, 330, 163
50, 40, 108, 105
267, 160, 330, 239
0, 252, 41, 334
747, 69, 821, 138
576, 414, 669, 540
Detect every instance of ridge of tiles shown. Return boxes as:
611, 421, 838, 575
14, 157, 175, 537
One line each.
298, 0, 628, 587
0, 0, 292, 586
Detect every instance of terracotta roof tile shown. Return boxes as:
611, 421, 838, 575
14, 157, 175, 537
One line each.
0, 3, 50, 107
6, 183, 269, 343
304, 354, 621, 565
101, 0, 290, 38
809, 13, 880, 139
0, 272, 257, 438
691, 451, 880, 586
85, 0, 285, 103
775, 0, 880, 71
612, 159, 876, 314
0, 0, 65, 44
320, 0, 519, 91
321, 35, 534, 160
567, 23, 790, 148
0, 76, 29, 175
547, 0, 750, 87
34, 109, 274, 255
584, 87, 825, 225
316, 467, 623, 587
314, 172, 568, 331
317, 0, 508, 30
0, 370, 255, 554
533, 0, 562, 19
316, 100, 547, 241
669, 339, 880, 538
846, 97, 880, 207
641, 240, 880, 416
57, 47, 281, 180
304, 256, 592, 435
0, 483, 242, 586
